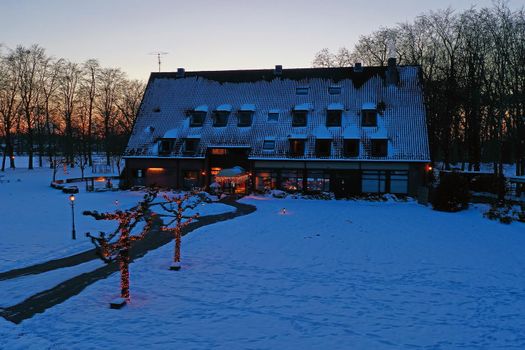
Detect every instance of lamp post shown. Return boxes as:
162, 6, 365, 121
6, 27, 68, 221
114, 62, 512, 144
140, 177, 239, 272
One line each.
69, 194, 76, 240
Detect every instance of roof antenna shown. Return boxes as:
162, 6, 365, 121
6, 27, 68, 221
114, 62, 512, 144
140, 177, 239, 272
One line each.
148, 52, 169, 72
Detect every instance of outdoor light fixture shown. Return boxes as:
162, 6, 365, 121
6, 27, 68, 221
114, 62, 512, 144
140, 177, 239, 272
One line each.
69, 194, 76, 240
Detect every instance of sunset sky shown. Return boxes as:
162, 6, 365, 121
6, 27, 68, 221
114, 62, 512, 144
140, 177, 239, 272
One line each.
1, 0, 523, 80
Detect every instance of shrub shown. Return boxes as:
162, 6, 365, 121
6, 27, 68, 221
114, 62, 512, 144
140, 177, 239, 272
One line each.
432, 172, 470, 212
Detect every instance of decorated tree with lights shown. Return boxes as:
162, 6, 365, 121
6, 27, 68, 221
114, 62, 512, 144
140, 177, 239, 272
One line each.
153, 191, 202, 270
83, 189, 157, 305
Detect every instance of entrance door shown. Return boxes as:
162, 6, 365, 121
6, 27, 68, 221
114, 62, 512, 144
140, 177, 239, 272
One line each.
332, 171, 361, 198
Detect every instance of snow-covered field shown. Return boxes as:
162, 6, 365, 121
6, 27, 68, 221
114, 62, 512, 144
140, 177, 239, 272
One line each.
1, 189, 524, 349
0, 164, 234, 272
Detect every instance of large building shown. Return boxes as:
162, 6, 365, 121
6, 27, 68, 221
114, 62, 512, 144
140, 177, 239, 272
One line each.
123, 59, 430, 197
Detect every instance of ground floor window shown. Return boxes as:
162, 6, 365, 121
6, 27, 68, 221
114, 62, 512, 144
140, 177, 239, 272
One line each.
281, 170, 303, 192
306, 170, 330, 192
183, 170, 199, 189
362, 170, 386, 193
255, 170, 277, 191
390, 171, 409, 194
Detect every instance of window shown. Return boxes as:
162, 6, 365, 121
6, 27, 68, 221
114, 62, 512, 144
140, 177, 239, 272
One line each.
343, 139, 360, 157
326, 110, 342, 127
289, 139, 305, 157
307, 170, 330, 192
213, 111, 229, 127
296, 87, 309, 95
158, 139, 174, 156
362, 109, 377, 127
183, 170, 199, 190
371, 139, 388, 157
184, 139, 199, 154
362, 170, 386, 193
328, 86, 342, 95
292, 110, 307, 126
267, 111, 279, 122
390, 171, 409, 194
255, 170, 277, 191
315, 139, 331, 158
281, 170, 303, 192
134, 169, 144, 178
190, 111, 206, 127
238, 111, 253, 127
263, 140, 275, 151
210, 148, 227, 155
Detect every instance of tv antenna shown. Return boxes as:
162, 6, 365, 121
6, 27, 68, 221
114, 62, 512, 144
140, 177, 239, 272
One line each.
149, 52, 168, 72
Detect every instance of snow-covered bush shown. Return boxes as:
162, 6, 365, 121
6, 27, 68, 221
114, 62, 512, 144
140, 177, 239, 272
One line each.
484, 203, 525, 224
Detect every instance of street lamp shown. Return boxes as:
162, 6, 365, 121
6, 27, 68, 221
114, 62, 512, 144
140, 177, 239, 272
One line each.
69, 194, 76, 240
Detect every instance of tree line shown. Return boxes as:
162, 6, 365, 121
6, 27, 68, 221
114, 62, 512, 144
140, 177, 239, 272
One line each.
0, 44, 145, 172
313, 2, 525, 176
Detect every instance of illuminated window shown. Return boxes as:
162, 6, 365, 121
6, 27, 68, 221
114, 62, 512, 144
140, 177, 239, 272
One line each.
210, 148, 227, 155
211, 167, 222, 176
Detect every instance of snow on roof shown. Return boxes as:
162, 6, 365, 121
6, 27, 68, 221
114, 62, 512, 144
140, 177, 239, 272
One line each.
240, 104, 256, 111
126, 66, 429, 161
312, 127, 332, 139
186, 134, 201, 139
264, 136, 276, 141
343, 125, 360, 139
194, 105, 208, 112
215, 104, 232, 112
294, 103, 313, 111
288, 133, 308, 139
362, 102, 376, 110
327, 103, 344, 110
163, 129, 178, 138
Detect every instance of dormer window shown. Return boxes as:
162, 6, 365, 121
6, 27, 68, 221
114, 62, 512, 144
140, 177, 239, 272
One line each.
190, 112, 206, 126
328, 86, 342, 95
184, 138, 200, 155
214, 104, 232, 127
361, 102, 377, 127
292, 110, 307, 126
371, 139, 388, 157
267, 110, 279, 122
315, 139, 331, 158
263, 140, 276, 151
296, 87, 309, 95
289, 139, 305, 157
238, 104, 255, 127
343, 139, 359, 157
326, 110, 342, 127
213, 111, 229, 127
158, 139, 175, 156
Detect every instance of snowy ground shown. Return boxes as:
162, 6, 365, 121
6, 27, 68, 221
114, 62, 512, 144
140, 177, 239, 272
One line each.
0, 164, 234, 272
1, 194, 524, 349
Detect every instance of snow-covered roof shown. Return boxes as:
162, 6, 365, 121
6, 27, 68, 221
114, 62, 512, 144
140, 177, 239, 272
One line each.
312, 127, 332, 139
126, 66, 430, 161
194, 105, 208, 112
240, 104, 256, 111
294, 103, 313, 111
327, 103, 344, 110
362, 102, 376, 110
215, 104, 232, 112
163, 128, 178, 138
288, 133, 308, 139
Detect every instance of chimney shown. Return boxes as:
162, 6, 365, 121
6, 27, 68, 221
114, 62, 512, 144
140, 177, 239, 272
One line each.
176, 68, 185, 78
353, 62, 363, 73
386, 57, 399, 86
274, 65, 283, 76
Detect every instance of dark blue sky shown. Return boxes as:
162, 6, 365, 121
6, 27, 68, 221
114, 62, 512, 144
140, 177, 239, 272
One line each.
1, 0, 522, 80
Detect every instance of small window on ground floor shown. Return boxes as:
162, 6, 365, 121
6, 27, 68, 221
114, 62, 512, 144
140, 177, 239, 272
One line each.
255, 170, 278, 191
183, 170, 199, 190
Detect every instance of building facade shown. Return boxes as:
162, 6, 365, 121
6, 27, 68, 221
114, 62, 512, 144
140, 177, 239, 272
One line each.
123, 60, 430, 197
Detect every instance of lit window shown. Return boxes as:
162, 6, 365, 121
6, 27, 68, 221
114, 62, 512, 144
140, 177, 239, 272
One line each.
296, 87, 309, 95
263, 140, 275, 151
210, 148, 227, 155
